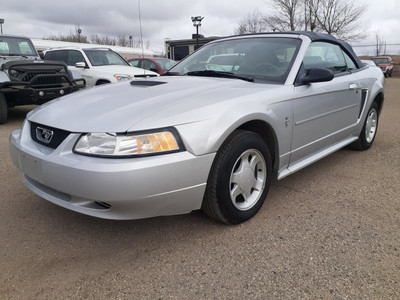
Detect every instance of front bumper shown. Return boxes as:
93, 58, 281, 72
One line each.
9, 123, 215, 220
1, 74, 86, 105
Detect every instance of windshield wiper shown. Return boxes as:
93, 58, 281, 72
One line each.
2, 54, 29, 58
186, 70, 254, 82
162, 71, 181, 76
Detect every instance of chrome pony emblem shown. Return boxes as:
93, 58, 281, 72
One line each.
36, 127, 54, 144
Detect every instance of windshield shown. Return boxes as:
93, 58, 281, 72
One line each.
0, 36, 38, 56
169, 37, 301, 84
83, 49, 130, 66
372, 58, 390, 64
155, 59, 176, 70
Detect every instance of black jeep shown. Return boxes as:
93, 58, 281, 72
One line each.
0, 35, 85, 124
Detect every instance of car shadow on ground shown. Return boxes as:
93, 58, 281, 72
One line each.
6, 106, 37, 124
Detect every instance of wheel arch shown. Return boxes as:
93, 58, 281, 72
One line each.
235, 120, 279, 174
373, 91, 384, 115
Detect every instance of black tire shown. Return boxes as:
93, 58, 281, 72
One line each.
349, 102, 379, 151
0, 93, 7, 124
389, 70, 392, 77
384, 72, 388, 78
202, 130, 272, 224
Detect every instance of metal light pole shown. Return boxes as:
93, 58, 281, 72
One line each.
191, 16, 204, 49
0, 19, 4, 34
77, 27, 82, 43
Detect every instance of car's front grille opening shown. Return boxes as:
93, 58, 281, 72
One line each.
95, 202, 112, 209
30, 122, 70, 149
22, 71, 57, 82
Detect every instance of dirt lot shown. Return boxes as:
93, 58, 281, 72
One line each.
0, 79, 399, 299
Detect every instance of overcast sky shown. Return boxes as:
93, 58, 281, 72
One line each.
1, 0, 399, 55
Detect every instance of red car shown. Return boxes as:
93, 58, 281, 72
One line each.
128, 58, 176, 74
372, 56, 393, 77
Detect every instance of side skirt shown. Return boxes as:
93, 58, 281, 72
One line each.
277, 136, 359, 180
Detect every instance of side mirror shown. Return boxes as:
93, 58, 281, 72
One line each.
75, 62, 87, 69
300, 68, 334, 84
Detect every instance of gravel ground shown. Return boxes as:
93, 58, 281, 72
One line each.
0, 79, 399, 300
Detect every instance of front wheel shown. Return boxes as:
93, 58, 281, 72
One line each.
202, 130, 272, 224
349, 102, 379, 151
0, 93, 7, 124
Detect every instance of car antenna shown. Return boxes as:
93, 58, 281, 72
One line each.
138, 0, 146, 76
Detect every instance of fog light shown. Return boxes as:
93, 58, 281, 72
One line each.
60, 90, 64, 95
39, 91, 44, 97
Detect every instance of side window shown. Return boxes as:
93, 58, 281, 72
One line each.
343, 51, 357, 71
148, 62, 158, 72
67, 50, 85, 66
43, 51, 53, 60
303, 42, 347, 74
142, 60, 152, 70
130, 60, 140, 67
52, 50, 68, 64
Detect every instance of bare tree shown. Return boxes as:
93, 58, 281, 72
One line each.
255, 0, 366, 41
47, 29, 150, 48
264, 0, 304, 31
117, 34, 129, 47
46, 27, 89, 43
314, 0, 366, 40
303, 0, 320, 31
374, 32, 386, 56
234, 10, 266, 34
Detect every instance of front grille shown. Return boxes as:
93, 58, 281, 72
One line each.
30, 122, 71, 149
22, 72, 55, 82
9, 67, 68, 85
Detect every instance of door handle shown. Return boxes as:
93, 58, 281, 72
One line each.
349, 83, 358, 90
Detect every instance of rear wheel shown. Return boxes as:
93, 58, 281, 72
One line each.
202, 130, 272, 224
0, 93, 7, 124
349, 102, 379, 151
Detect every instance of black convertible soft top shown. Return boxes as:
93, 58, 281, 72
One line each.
289, 31, 363, 69
231, 31, 364, 69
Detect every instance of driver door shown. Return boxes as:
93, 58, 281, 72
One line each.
290, 42, 362, 166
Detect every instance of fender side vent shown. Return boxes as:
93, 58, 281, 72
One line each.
358, 89, 368, 119
95, 202, 112, 209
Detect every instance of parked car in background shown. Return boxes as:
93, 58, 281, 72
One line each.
129, 57, 176, 74
0, 34, 85, 124
372, 56, 393, 77
44, 47, 158, 88
10, 32, 385, 224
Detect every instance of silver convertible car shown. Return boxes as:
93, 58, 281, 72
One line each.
9, 32, 384, 224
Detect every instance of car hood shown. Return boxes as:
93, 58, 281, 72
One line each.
0, 56, 40, 68
90, 65, 157, 76
28, 76, 283, 133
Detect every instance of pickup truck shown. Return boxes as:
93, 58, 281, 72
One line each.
372, 56, 393, 77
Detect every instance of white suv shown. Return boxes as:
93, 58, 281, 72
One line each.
44, 47, 158, 87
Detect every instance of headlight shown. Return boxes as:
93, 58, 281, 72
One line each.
114, 74, 132, 81
74, 129, 183, 157
10, 69, 19, 78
